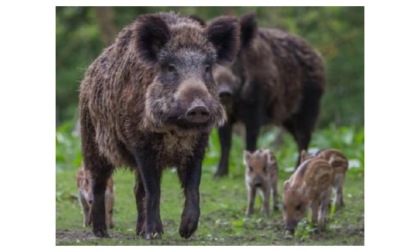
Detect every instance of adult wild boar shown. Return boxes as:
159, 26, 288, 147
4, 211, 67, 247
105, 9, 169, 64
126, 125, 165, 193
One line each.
214, 13, 326, 177
79, 12, 240, 239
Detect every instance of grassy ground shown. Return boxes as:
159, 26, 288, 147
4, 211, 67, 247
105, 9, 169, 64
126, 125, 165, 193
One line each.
56, 126, 364, 245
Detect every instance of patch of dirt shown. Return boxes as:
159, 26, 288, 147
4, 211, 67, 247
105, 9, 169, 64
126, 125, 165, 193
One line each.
56, 229, 135, 245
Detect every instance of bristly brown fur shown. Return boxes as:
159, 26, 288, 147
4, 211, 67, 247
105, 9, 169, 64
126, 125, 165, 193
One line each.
214, 12, 326, 177
283, 158, 334, 233
243, 148, 279, 216
302, 148, 349, 208
79, 12, 240, 239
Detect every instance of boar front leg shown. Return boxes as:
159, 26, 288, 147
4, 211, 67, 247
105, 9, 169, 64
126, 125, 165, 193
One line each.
271, 180, 280, 212
134, 142, 163, 240
134, 171, 146, 236
334, 173, 345, 208
245, 185, 257, 216
105, 192, 115, 229
91, 173, 112, 237
215, 123, 233, 177
318, 189, 332, 231
80, 111, 113, 238
260, 185, 271, 216
79, 191, 91, 227
178, 133, 208, 239
310, 199, 319, 227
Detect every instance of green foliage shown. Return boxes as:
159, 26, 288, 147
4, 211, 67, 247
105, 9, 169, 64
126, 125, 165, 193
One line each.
56, 7, 364, 127
56, 120, 82, 170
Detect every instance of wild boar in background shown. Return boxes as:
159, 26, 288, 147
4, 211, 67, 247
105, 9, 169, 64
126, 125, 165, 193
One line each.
214, 13, 325, 177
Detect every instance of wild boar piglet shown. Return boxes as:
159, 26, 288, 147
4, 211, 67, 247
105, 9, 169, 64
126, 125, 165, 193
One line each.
282, 158, 334, 234
301, 148, 349, 208
244, 149, 279, 216
76, 164, 115, 229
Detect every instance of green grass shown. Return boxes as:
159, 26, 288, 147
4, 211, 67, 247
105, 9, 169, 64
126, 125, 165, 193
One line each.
56, 124, 364, 245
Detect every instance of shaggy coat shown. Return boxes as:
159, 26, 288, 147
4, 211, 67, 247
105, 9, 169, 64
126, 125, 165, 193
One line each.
79, 12, 240, 239
214, 13, 325, 177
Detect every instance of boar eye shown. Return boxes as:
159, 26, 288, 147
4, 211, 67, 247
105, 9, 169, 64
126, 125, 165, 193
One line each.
164, 64, 177, 73
204, 64, 211, 74
85, 179, 89, 185
248, 166, 254, 172
295, 204, 302, 211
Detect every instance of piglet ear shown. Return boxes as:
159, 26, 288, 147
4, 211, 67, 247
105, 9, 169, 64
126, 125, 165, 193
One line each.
265, 151, 276, 165
134, 14, 171, 63
300, 149, 309, 163
205, 16, 240, 64
243, 150, 252, 165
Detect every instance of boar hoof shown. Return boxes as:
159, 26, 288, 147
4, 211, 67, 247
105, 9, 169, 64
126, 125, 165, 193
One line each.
284, 230, 294, 239
213, 168, 228, 178
179, 222, 197, 239
179, 216, 199, 238
144, 232, 162, 240
141, 221, 164, 239
93, 227, 110, 238
245, 209, 253, 217
335, 201, 345, 209
179, 211, 199, 238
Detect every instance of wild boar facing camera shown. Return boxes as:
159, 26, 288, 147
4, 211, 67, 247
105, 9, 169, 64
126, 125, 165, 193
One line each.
79, 12, 240, 239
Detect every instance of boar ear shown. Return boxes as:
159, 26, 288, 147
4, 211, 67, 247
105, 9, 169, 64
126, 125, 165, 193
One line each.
189, 15, 206, 27
300, 150, 308, 162
135, 14, 171, 63
205, 16, 240, 64
243, 150, 252, 165
266, 151, 276, 165
240, 12, 258, 48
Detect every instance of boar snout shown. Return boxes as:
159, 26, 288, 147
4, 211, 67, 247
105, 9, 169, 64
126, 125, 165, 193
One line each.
186, 105, 210, 124
218, 84, 233, 100
252, 176, 263, 187
285, 219, 298, 233
86, 194, 94, 205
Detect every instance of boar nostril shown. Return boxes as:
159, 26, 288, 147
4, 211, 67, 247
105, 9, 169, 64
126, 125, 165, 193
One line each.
186, 106, 210, 123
